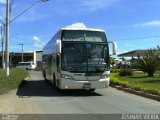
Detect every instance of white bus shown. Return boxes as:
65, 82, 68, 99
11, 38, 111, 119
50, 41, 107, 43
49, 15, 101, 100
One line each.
42, 28, 116, 91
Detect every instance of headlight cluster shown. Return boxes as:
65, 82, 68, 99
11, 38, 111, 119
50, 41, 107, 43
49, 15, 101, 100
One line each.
101, 74, 110, 79
61, 74, 74, 80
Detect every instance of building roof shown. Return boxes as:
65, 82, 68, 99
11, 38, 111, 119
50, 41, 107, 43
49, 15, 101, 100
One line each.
36, 51, 43, 53
0, 52, 33, 56
118, 50, 147, 57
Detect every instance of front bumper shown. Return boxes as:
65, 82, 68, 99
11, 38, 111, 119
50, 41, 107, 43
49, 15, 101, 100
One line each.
58, 78, 109, 89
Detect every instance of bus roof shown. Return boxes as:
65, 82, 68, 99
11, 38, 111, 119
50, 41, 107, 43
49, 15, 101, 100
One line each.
60, 28, 105, 32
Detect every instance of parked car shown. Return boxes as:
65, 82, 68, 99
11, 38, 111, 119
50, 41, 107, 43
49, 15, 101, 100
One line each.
16, 62, 36, 70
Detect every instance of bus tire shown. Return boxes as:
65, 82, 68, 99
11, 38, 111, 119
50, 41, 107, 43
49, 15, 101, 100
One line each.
42, 70, 47, 81
53, 74, 56, 87
53, 74, 59, 91
89, 89, 96, 92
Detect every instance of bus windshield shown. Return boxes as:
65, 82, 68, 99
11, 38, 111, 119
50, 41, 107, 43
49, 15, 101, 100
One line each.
61, 42, 109, 72
62, 30, 107, 42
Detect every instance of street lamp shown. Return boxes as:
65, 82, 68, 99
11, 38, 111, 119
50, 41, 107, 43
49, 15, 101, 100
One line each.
18, 44, 24, 62
5, 0, 49, 76
10, 0, 49, 23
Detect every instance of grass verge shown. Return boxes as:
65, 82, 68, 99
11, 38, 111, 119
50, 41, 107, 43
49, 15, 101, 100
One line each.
0, 68, 28, 95
110, 72, 160, 96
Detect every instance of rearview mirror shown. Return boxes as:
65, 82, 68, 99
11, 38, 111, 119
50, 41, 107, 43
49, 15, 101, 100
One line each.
108, 41, 117, 55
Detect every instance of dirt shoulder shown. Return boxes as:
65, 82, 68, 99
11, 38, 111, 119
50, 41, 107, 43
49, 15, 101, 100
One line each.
0, 86, 40, 114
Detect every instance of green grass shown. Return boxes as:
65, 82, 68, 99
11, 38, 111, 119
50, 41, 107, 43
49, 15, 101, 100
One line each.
118, 71, 160, 89
110, 71, 160, 96
0, 68, 28, 95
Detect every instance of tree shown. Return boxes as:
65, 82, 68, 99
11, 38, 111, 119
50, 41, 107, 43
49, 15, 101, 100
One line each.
138, 46, 160, 77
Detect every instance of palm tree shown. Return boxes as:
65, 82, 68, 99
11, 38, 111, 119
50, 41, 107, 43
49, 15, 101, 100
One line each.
138, 46, 160, 77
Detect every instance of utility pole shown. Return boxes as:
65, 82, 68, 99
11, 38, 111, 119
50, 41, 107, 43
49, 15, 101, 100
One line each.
18, 44, 24, 62
4, 0, 48, 76
0, 21, 5, 70
2, 26, 5, 69
1, 26, 3, 67
1, 26, 5, 69
1, 26, 2, 67
5, 0, 10, 76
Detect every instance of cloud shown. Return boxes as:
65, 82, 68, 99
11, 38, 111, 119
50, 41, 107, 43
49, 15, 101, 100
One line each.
0, 7, 5, 21
33, 36, 41, 43
125, 43, 134, 47
16, 14, 49, 23
65, 23, 87, 28
53, 0, 121, 15
32, 35, 43, 48
79, 0, 120, 11
134, 20, 160, 27
0, 0, 6, 4
12, 8, 50, 23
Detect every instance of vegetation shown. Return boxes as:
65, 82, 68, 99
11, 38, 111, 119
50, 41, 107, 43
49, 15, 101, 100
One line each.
110, 57, 116, 66
110, 69, 121, 73
110, 71, 160, 96
0, 68, 28, 94
138, 46, 160, 77
119, 68, 133, 76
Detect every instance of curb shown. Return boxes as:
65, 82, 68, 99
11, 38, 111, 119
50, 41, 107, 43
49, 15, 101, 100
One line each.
110, 84, 160, 102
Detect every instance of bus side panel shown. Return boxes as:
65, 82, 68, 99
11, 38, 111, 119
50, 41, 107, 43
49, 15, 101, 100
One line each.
42, 31, 59, 82
53, 31, 62, 87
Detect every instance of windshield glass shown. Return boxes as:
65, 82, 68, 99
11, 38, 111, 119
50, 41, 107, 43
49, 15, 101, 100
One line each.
62, 30, 107, 42
61, 43, 109, 72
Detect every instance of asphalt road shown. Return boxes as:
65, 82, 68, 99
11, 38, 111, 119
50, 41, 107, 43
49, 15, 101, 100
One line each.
1, 70, 160, 120
17, 71, 160, 113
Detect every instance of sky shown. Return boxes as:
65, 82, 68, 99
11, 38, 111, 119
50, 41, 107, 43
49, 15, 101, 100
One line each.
0, 0, 160, 56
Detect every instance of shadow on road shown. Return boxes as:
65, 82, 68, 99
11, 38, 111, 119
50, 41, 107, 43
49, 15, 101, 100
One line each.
16, 80, 102, 97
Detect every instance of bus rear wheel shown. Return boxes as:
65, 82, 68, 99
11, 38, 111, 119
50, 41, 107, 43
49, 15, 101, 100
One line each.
42, 70, 47, 82
89, 89, 96, 92
53, 74, 56, 87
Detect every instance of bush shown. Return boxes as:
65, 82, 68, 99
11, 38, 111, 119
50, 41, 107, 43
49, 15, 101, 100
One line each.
119, 69, 133, 76
110, 69, 121, 73
110, 73, 160, 96
0, 68, 28, 94
110, 73, 131, 88
130, 85, 142, 91
145, 89, 160, 95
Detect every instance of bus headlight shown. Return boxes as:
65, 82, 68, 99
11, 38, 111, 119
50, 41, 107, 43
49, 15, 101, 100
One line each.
101, 74, 110, 79
61, 74, 74, 80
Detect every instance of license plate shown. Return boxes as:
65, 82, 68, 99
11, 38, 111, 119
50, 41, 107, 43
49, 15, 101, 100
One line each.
83, 83, 91, 88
